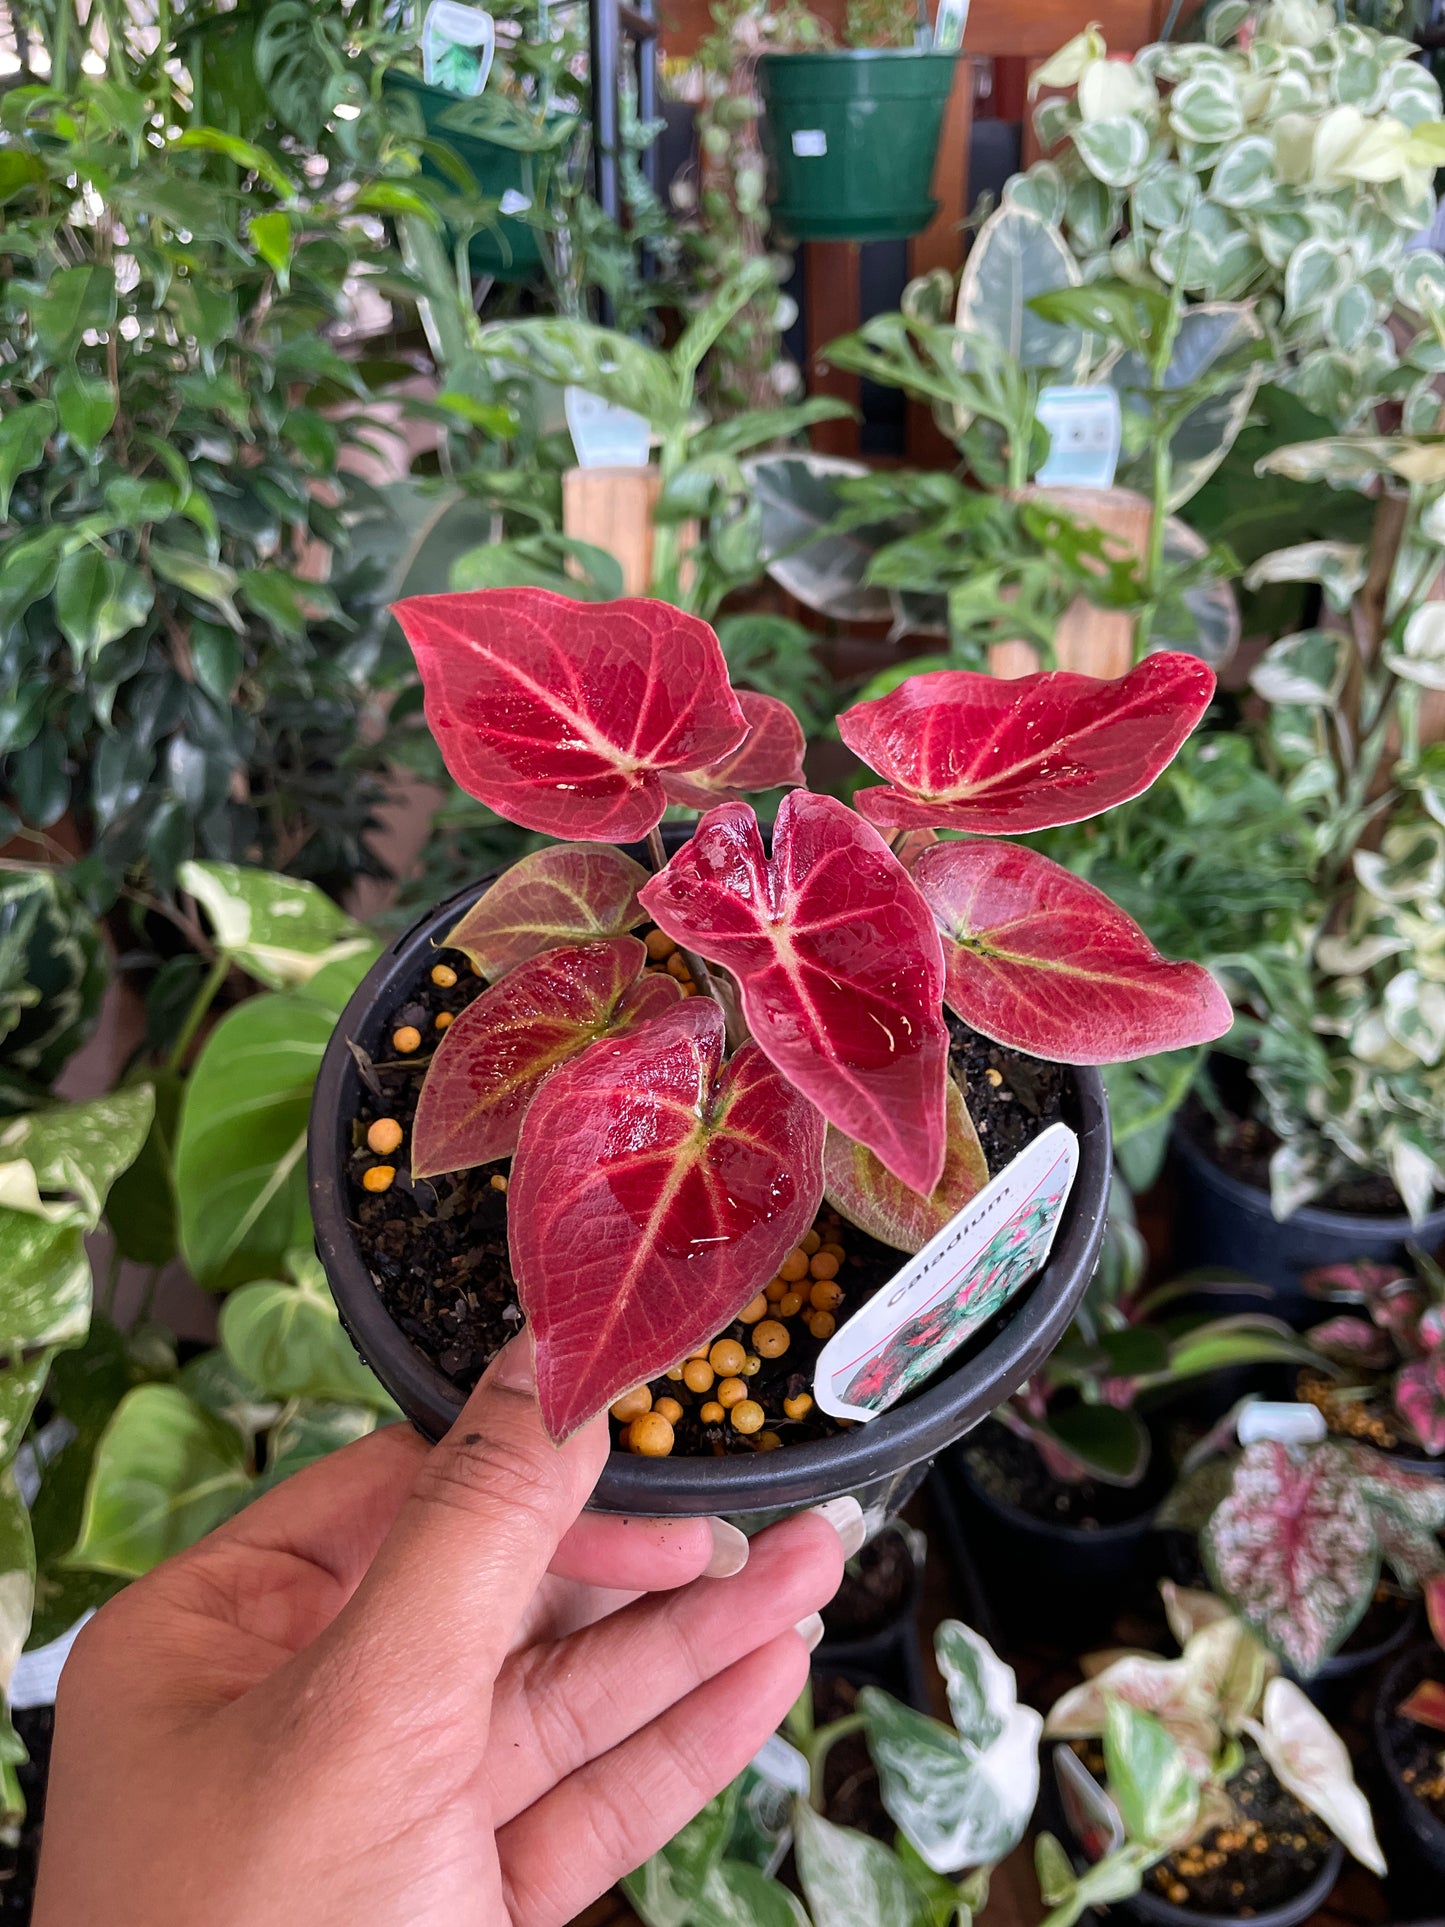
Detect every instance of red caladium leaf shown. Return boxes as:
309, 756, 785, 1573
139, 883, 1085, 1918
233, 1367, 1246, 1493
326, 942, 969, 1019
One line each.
823, 1078, 988, 1254
838, 655, 1214, 834
1426, 1572, 1445, 1648
638, 790, 949, 1193
661, 691, 806, 810
1306, 1315, 1396, 1372
912, 840, 1232, 1065
411, 937, 680, 1179
1203, 1441, 1378, 1677
393, 587, 747, 841
444, 843, 650, 981
508, 998, 825, 1441
1395, 1353, 1445, 1455
1399, 1679, 1445, 1733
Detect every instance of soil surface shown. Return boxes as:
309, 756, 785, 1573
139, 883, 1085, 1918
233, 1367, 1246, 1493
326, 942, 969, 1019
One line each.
1384, 1648, 1445, 1833
346, 939, 1068, 1457
810, 1675, 891, 1841
962, 1416, 1168, 1531
1179, 1090, 1405, 1216
820, 1527, 916, 1643
0, 1707, 51, 1924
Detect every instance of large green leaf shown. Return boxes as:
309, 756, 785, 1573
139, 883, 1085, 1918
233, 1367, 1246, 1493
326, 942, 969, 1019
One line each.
178, 861, 372, 991
32, 265, 116, 363
745, 454, 897, 624
0, 402, 56, 519
1109, 304, 1265, 510
66, 1385, 251, 1578
219, 1252, 394, 1409
477, 318, 682, 430
955, 205, 1087, 375
53, 548, 154, 663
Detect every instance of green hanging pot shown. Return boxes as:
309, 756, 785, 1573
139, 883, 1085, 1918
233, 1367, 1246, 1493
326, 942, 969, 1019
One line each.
757, 49, 960, 244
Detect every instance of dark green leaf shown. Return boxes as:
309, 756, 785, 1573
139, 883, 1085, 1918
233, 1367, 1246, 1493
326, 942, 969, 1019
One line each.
0, 402, 56, 519
53, 368, 117, 455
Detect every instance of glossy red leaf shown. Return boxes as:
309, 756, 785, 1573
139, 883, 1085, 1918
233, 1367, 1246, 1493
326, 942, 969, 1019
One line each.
393, 587, 747, 841
444, 843, 650, 981
823, 1077, 988, 1255
913, 839, 1232, 1065
839, 655, 1214, 834
508, 998, 825, 1441
638, 790, 949, 1193
411, 937, 680, 1178
661, 691, 806, 809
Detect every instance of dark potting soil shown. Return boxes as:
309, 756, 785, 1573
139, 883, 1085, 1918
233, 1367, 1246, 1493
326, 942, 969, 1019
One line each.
0, 1706, 52, 1924
821, 1527, 915, 1643
962, 1416, 1167, 1531
1179, 1091, 1405, 1217
1385, 1649, 1445, 1832
810, 1675, 891, 1842
345, 941, 1065, 1458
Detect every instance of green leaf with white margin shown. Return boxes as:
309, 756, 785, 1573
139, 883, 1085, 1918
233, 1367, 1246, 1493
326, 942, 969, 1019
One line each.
744, 454, 896, 625
1245, 1679, 1385, 1873
1168, 72, 1243, 143
1354, 823, 1445, 906
1072, 116, 1151, 189
793, 1798, 931, 1927
0, 1086, 154, 1231
1243, 542, 1367, 614
220, 1249, 396, 1410
66, 1384, 251, 1578
1210, 135, 1277, 209
1108, 304, 1265, 510
955, 205, 1088, 377
1385, 603, 1445, 692
1102, 1697, 1200, 1849
1383, 970, 1445, 1066
1250, 630, 1349, 707
173, 956, 367, 1294
179, 861, 373, 992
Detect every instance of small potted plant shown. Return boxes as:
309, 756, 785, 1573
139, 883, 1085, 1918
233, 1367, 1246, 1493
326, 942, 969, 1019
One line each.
1299, 1256, 1445, 1472
756, 0, 962, 243
1039, 1582, 1385, 1926
309, 586, 1231, 1523
1375, 1572, 1445, 1881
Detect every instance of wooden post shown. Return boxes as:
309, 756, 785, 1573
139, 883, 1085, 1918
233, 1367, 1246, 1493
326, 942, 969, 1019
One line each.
905, 54, 975, 467
804, 242, 862, 458
988, 487, 1153, 680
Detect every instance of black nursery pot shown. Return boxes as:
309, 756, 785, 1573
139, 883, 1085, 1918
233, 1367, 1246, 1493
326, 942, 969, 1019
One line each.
815, 1523, 929, 1710
1119, 1844, 1344, 1927
1172, 1121, 1445, 1323
308, 872, 1111, 1528
1375, 1644, 1445, 1882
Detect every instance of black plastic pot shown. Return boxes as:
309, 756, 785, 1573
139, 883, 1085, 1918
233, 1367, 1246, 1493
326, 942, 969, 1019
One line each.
1120, 1840, 1343, 1927
1375, 1644, 1445, 1882
309, 870, 1111, 1527
815, 1522, 928, 1711
1172, 1121, 1445, 1323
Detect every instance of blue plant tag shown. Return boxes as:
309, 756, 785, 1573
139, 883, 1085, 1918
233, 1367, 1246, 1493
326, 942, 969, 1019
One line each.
421, 0, 496, 96
1034, 384, 1121, 490
813, 1122, 1079, 1422
564, 386, 651, 469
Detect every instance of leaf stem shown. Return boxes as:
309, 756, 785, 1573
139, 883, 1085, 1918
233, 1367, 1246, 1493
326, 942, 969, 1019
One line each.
166, 955, 230, 1073
803, 1713, 868, 1809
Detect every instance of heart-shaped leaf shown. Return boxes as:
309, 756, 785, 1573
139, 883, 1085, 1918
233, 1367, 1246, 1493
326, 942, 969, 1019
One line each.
839, 655, 1214, 834
443, 844, 650, 981
913, 840, 1232, 1064
412, 937, 680, 1179
639, 792, 949, 1193
824, 1079, 988, 1254
509, 998, 824, 1441
1395, 1352, 1445, 1455
393, 587, 747, 841
661, 691, 806, 809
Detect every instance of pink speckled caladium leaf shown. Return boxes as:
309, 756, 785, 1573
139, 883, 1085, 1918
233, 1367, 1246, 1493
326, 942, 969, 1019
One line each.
444, 844, 651, 982
1344, 1440, 1445, 1586
411, 937, 680, 1179
1394, 1348, 1445, 1449
393, 587, 747, 841
1303, 1261, 1409, 1304
1306, 1315, 1396, 1373
838, 655, 1214, 834
638, 790, 949, 1193
508, 997, 825, 1441
823, 1078, 988, 1255
661, 691, 806, 810
1203, 1441, 1382, 1676
913, 839, 1232, 1065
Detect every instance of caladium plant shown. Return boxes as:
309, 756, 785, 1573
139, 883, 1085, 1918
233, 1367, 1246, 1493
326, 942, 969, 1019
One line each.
393, 586, 1231, 1441
1302, 1253, 1445, 1458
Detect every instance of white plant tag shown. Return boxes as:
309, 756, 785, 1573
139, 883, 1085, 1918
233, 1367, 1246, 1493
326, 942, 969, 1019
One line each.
1035, 384, 1121, 490
1237, 1399, 1326, 1446
791, 129, 828, 158
932, 0, 969, 51
9, 1612, 94, 1710
421, 0, 496, 96
564, 386, 651, 469
814, 1122, 1078, 1422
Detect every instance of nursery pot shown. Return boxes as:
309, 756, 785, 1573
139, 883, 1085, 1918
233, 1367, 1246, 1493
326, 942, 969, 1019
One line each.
815, 1522, 928, 1710
308, 866, 1110, 1529
1375, 1644, 1445, 1882
1120, 1845, 1344, 1927
383, 71, 550, 280
1172, 1119, 1445, 1323
756, 50, 960, 243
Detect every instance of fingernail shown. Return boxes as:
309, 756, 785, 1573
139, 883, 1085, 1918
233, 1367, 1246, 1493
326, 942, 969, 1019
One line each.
704, 1518, 750, 1578
795, 1612, 825, 1652
808, 1496, 865, 1559
490, 1330, 535, 1393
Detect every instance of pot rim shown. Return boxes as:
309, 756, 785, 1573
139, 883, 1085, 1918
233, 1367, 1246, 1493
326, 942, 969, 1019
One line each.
758, 46, 962, 64
1172, 1116, 1445, 1241
1121, 1836, 1344, 1927
308, 869, 1110, 1515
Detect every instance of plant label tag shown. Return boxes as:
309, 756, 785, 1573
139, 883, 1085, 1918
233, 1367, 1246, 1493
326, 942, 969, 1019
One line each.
565, 386, 651, 468
1237, 1399, 1326, 1446
732, 1734, 809, 1875
498, 188, 533, 217
421, 0, 496, 96
792, 129, 828, 158
1034, 384, 1121, 490
932, 0, 969, 51
813, 1122, 1078, 1422
1053, 1743, 1124, 1861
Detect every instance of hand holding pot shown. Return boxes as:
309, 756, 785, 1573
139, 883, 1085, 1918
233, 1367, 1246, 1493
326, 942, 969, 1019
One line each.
33, 1335, 851, 1927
